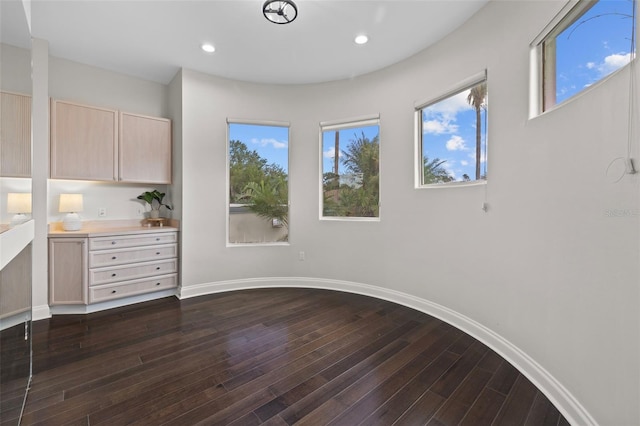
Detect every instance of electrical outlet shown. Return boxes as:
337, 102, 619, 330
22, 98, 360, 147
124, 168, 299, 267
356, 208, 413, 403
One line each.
98, 207, 107, 217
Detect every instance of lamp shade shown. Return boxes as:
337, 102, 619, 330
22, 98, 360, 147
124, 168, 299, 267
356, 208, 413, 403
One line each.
7, 193, 32, 213
59, 193, 83, 213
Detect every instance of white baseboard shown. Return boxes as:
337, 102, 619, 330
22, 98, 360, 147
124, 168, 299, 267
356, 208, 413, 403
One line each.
32, 304, 51, 321
179, 276, 596, 426
0, 311, 30, 331
47, 289, 178, 316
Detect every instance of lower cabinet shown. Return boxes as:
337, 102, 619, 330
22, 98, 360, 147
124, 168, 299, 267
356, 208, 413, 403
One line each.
49, 230, 178, 306
49, 238, 87, 305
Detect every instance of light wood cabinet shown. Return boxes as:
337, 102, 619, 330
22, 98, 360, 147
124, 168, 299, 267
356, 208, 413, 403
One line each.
50, 99, 118, 181
119, 112, 172, 184
0, 244, 32, 321
50, 99, 172, 183
49, 229, 178, 306
1, 92, 31, 177
48, 238, 88, 305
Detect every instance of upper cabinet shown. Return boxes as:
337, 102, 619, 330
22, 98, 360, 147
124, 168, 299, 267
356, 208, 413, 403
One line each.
50, 99, 172, 184
50, 99, 118, 181
1, 92, 32, 177
119, 112, 171, 184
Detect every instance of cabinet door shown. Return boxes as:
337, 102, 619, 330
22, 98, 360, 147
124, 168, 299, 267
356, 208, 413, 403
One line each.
119, 112, 171, 183
49, 238, 88, 305
50, 99, 118, 181
1, 92, 31, 177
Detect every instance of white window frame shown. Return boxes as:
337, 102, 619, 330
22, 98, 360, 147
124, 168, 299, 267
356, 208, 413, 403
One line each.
531, 0, 637, 115
319, 114, 381, 221
226, 118, 291, 246
414, 71, 488, 188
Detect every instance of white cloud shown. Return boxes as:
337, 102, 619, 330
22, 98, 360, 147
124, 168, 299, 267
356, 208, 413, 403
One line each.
588, 52, 632, 77
460, 160, 469, 166
423, 119, 458, 135
446, 135, 467, 151
251, 137, 287, 149
424, 91, 472, 117
323, 147, 342, 159
422, 91, 472, 135
602, 53, 631, 72
468, 151, 487, 164
442, 161, 457, 179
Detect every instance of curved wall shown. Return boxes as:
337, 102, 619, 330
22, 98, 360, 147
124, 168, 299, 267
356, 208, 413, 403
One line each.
176, 2, 640, 425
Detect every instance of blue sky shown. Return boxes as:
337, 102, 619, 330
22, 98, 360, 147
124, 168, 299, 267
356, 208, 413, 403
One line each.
229, 123, 289, 173
556, 0, 635, 103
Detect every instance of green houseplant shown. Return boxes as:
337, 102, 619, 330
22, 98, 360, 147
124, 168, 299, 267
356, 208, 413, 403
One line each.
137, 190, 172, 218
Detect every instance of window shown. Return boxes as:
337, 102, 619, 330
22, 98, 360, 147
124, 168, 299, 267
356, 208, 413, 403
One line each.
541, 0, 636, 110
320, 117, 380, 219
416, 77, 488, 186
228, 121, 289, 244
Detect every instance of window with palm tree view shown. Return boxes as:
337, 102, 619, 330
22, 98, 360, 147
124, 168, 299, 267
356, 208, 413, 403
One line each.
228, 122, 289, 244
418, 78, 487, 186
321, 118, 380, 218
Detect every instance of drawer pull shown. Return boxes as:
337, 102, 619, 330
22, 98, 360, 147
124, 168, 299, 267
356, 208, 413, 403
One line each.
111, 273, 117, 277
156, 252, 161, 255
111, 241, 116, 245
156, 266, 161, 270
112, 256, 117, 260
111, 290, 117, 294
156, 237, 160, 241
156, 282, 161, 286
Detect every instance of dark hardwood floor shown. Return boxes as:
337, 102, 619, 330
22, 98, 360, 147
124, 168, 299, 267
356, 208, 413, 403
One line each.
17, 288, 569, 425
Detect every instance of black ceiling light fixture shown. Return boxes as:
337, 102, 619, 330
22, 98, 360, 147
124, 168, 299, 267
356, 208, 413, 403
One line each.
263, 0, 298, 24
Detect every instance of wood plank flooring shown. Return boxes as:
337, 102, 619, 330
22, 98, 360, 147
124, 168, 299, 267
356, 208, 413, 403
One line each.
17, 288, 569, 425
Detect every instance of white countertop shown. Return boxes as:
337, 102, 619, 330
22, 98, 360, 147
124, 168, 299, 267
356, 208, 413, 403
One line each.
48, 219, 179, 237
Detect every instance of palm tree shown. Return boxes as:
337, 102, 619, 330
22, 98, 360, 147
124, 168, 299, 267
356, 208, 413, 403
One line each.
339, 132, 379, 216
466, 82, 487, 180
241, 178, 288, 230
423, 156, 454, 184
341, 132, 379, 190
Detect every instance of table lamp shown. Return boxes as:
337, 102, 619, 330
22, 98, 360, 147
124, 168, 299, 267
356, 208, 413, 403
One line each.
7, 193, 32, 227
59, 193, 83, 231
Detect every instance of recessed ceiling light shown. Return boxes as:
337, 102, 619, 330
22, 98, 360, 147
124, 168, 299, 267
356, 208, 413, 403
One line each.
201, 43, 215, 53
354, 35, 368, 45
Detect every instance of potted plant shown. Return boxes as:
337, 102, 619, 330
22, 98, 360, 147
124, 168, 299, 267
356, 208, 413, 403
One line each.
137, 190, 172, 218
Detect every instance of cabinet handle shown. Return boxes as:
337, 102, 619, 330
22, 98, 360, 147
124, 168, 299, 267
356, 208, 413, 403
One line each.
156, 282, 161, 286
156, 252, 161, 255
156, 238, 160, 241
156, 266, 161, 270
111, 273, 117, 277
112, 256, 117, 260
111, 290, 117, 294
111, 241, 117, 245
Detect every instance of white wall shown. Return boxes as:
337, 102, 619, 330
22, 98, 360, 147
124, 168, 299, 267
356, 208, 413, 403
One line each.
0, 43, 31, 94
177, 2, 639, 425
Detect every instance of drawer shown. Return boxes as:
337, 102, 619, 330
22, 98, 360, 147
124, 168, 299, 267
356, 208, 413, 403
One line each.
89, 258, 178, 286
89, 243, 177, 268
89, 274, 177, 303
89, 232, 177, 250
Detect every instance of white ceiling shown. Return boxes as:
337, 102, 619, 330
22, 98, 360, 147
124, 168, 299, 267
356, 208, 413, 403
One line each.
4, 0, 489, 85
